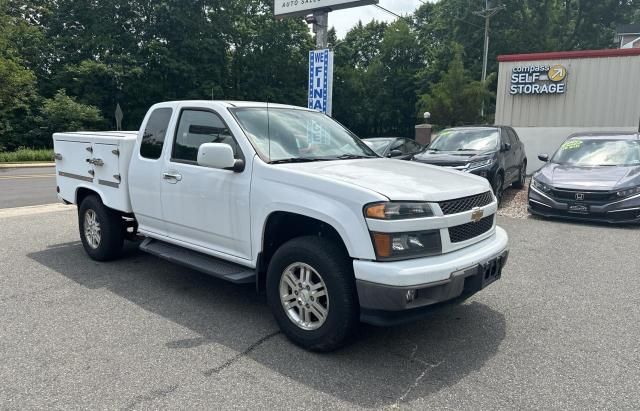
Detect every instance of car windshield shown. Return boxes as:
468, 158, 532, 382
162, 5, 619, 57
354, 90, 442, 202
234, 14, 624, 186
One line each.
429, 129, 499, 152
364, 139, 393, 155
551, 139, 640, 166
231, 107, 377, 162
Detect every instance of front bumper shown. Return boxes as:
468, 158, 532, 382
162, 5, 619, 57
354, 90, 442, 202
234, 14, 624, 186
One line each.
353, 227, 509, 325
528, 186, 640, 224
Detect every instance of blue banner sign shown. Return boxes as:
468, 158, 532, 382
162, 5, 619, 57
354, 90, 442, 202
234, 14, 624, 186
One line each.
308, 49, 334, 116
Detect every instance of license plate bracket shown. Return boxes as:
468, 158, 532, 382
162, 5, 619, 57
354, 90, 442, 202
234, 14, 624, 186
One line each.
568, 203, 590, 214
464, 253, 506, 293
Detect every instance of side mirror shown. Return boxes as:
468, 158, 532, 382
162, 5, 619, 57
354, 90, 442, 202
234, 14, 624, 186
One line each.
197, 143, 237, 170
502, 143, 512, 152
538, 153, 549, 162
389, 149, 403, 157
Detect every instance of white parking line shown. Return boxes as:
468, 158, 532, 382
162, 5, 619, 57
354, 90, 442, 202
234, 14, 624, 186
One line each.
0, 203, 75, 219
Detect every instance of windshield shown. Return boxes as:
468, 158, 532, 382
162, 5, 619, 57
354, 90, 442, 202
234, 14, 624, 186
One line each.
231, 107, 377, 162
552, 139, 640, 166
429, 129, 499, 152
364, 139, 393, 155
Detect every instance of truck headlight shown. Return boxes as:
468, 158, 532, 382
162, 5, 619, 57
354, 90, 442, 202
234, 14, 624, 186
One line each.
371, 230, 442, 261
364, 202, 434, 220
532, 178, 552, 193
616, 186, 640, 198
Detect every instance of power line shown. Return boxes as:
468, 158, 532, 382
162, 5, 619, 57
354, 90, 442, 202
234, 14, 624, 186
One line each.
473, 0, 505, 117
373, 4, 417, 28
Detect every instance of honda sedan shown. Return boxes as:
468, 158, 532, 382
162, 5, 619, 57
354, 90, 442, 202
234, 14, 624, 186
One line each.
528, 132, 640, 224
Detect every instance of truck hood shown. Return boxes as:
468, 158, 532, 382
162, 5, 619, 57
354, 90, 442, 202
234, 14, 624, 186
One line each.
277, 158, 491, 202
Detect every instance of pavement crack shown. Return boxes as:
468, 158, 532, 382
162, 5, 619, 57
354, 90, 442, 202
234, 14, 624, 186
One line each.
389, 344, 443, 408
124, 384, 178, 410
203, 330, 280, 377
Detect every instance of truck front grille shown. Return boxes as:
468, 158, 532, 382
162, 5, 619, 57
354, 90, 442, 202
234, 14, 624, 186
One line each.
448, 215, 494, 243
439, 191, 493, 215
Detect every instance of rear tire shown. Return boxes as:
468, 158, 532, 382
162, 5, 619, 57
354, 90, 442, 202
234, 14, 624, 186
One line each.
78, 195, 124, 261
266, 236, 359, 352
513, 162, 527, 189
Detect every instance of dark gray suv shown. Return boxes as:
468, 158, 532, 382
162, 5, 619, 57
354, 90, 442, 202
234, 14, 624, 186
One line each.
412, 126, 527, 203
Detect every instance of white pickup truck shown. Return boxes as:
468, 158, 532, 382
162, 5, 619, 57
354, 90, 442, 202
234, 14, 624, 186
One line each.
53, 100, 509, 351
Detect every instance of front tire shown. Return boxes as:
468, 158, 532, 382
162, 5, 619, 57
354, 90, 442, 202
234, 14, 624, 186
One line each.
266, 236, 359, 352
492, 173, 504, 205
78, 195, 124, 261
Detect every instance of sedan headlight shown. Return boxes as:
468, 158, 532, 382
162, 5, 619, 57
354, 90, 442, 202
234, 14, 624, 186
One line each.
364, 202, 434, 220
616, 186, 640, 198
531, 178, 552, 193
371, 230, 442, 261
466, 158, 493, 170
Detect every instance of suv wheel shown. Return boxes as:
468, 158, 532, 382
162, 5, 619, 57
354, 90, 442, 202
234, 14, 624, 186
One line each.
78, 195, 124, 261
492, 174, 504, 205
513, 162, 527, 189
266, 236, 359, 352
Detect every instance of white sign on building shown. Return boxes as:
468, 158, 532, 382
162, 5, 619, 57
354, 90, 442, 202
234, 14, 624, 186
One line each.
308, 49, 334, 116
275, 0, 378, 18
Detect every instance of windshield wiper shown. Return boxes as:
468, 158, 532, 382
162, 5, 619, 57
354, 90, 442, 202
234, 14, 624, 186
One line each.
269, 157, 330, 164
334, 154, 378, 160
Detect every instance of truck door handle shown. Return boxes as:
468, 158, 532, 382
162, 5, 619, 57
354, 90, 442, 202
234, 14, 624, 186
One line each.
162, 172, 182, 183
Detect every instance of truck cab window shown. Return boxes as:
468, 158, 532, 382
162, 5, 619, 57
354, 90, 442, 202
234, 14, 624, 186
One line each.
172, 110, 240, 163
140, 108, 173, 160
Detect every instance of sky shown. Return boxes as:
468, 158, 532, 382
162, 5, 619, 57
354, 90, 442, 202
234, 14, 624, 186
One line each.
326, 0, 425, 38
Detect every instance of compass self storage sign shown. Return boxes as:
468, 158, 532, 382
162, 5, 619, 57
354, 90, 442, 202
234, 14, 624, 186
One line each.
509, 64, 567, 95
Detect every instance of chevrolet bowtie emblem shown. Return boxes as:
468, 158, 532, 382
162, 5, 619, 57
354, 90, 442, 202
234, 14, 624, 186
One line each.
471, 208, 484, 223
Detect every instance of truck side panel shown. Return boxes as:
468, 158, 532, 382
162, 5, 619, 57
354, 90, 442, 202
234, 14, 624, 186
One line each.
53, 132, 137, 213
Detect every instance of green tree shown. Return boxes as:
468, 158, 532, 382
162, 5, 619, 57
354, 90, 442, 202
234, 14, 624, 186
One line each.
332, 20, 388, 137
30, 90, 105, 146
0, 0, 39, 151
417, 45, 490, 127
226, 0, 312, 104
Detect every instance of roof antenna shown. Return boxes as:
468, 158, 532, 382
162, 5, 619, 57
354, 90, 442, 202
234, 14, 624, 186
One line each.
267, 97, 271, 161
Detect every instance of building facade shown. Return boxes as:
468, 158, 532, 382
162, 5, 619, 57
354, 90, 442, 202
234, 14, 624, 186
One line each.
495, 48, 640, 173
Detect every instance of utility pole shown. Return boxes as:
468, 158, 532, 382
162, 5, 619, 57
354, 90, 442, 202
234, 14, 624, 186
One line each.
312, 9, 329, 49
473, 0, 504, 118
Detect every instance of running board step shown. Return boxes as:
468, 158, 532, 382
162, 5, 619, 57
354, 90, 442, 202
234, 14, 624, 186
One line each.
139, 238, 256, 284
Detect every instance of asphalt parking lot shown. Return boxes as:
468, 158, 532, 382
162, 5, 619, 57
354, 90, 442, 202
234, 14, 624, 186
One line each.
1, 206, 639, 409
0, 166, 57, 209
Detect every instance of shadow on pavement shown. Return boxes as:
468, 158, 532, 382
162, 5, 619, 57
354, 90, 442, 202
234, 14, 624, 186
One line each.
29, 241, 506, 408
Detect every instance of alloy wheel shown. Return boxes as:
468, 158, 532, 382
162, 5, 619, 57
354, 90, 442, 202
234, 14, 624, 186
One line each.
84, 209, 101, 249
279, 262, 329, 331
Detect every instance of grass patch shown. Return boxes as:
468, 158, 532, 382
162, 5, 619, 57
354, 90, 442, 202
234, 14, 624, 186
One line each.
0, 148, 54, 163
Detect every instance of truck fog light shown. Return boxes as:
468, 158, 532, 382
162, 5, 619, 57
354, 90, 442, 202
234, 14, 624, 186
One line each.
406, 289, 417, 303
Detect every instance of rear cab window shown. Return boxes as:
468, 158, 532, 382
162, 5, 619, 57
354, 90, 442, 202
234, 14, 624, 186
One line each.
140, 108, 173, 160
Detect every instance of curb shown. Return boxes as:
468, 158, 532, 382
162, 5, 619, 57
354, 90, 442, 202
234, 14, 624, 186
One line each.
0, 162, 55, 169
0, 203, 74, 219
